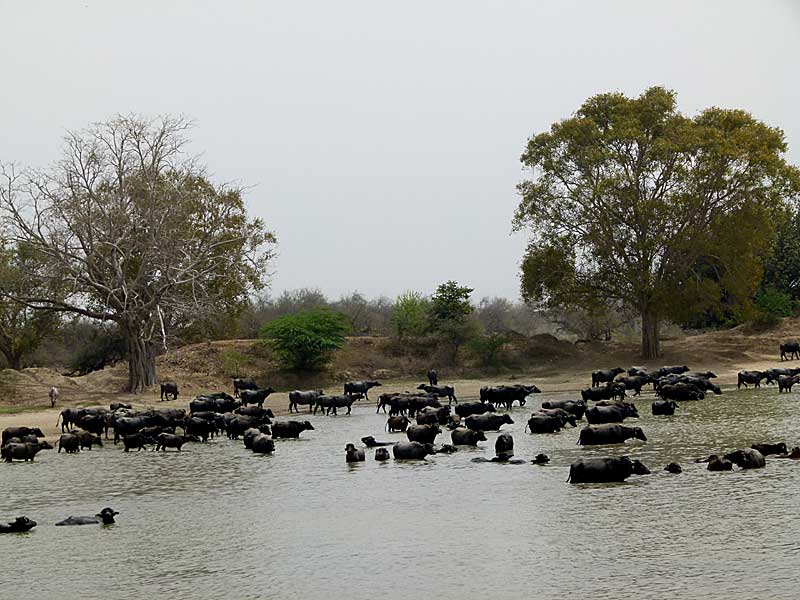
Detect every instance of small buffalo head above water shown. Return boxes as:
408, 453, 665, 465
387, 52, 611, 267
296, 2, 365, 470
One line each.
97, 508, 119, 524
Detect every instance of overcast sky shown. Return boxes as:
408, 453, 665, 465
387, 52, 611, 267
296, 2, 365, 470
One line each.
3, 1, 798, 301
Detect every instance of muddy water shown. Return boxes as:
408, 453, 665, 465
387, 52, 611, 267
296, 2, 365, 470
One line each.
1, 387, 799, 599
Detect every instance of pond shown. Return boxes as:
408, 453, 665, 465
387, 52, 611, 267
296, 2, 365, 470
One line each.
1, 386, 799, 599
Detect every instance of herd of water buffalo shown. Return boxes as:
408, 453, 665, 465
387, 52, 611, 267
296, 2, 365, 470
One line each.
4, 351, 800, 533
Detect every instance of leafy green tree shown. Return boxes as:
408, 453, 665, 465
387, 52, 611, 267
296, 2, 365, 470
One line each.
261, 308, 348, 370
0, 243, 62, 369
761, 211, 800, 301
514, 87, 800, 358
0, 116, 275, 392
390, 291, 430, 341
429, 281, 476, 363
468, 332, 510, 368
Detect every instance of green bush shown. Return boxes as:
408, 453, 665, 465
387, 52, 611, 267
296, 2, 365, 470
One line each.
221, 349, 248, 377
260, 308, 348, 370
468, 332, 510, 368
755, 287, 795, 318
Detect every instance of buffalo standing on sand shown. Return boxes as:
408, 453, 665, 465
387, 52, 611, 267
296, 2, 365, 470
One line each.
160, 382, 179, 401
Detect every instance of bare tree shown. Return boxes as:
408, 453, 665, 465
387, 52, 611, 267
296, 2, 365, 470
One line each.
0, 115, 275, 392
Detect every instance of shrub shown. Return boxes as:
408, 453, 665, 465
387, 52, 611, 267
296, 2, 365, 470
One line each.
221, 349, 248, 377
755, 287, 795, 318
468, 332, 510, 368
260, 308, 348, 370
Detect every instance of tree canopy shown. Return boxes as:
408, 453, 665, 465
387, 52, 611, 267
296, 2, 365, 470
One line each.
261, 308, 348, 370
0, 115, 275, 391
514, 87, 800, 358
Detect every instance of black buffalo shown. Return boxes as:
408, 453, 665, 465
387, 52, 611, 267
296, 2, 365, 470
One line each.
591, 367, 624, 387
577, 424, 647, 446
240, 387, 276, 408
271, 420, 315, 439
567, 456, 650, 483
160, 382, 179, 401
344, 381, 381, 400
233, 378, 259, 397
780, 341, 800, 361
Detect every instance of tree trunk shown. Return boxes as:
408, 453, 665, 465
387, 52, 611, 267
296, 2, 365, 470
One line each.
641, 309, 660, 359
0, 346, 23, 370
125, 330, 156, 393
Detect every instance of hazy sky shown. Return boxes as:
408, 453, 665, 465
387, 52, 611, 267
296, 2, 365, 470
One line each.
3, 1, 799, 301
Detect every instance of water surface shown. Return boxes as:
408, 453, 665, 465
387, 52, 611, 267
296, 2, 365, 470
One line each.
2, 387, 798, 599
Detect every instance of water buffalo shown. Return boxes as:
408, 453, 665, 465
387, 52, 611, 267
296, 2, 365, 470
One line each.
494, 432, 514, 459
737, 370, 764, 389
751, 442, 788, 456
724, 448, 766, 469
780, 341, 800, 361
361, 436, 393, 447
243, 428, 262, 449
465, 413, 513, 432
450, 428, 487, 445
652, 400, 678, 415
657, 374, 720, 395
110, 402, 132, 411
240, 387, 276, 408
392, 441, 435, 460
2, 427, 45, 446
580, 384, 626, 403
591, 367, 624, 387
58, 434, 80, 454
57, 408, 82, 432
706, 455, 733, 471
75, 414, 106, 438
113, 414, 168, 444
233, 378, 259, 397
664, 462, 682, 474
615, 375, 652, 396
385, 416, 411, 432
235, 406, 274, 420
1, 441, 52, 462
654, 365, 690, 378
415, 405, 451, 426
577, 424, 647, 446
122, 433, 149, 452
525, 414, 566, 433
271, 421, 314, 439
375, 448, 391, 460
406, 424, 441, 444
345, 443, 365, 462
56, 508, 118, 526
344, 381, 381, 400
289, 390, 324, 413
659, 383, 704, 401
427, 369, 438, 385
416, 384, 457, 404
0, 516, 37, 533
763, 368, 800, 385
454, 401, 496, 419
190, 395, 239, 414
585, 403, 638, 424
184, 417, 217, 441
160, 382, 179, 401
567, 456, 650, 483
314, 394, 359, 416
251, 433, 275, 454
778, 374, 800, 393
541, 399, 586, 420
480, 384, 540, 409
155, 433, 197, 451
532, 453, 550, 465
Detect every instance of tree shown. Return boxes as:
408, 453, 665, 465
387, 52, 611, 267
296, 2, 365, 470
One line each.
261, 308, 348, 370
429, 281, 477, 363
0, 243, 63, 368
514, 87, 800, 358
0, 116, 275, 392
390, 291, 430, 341
761, 210, 800, 301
